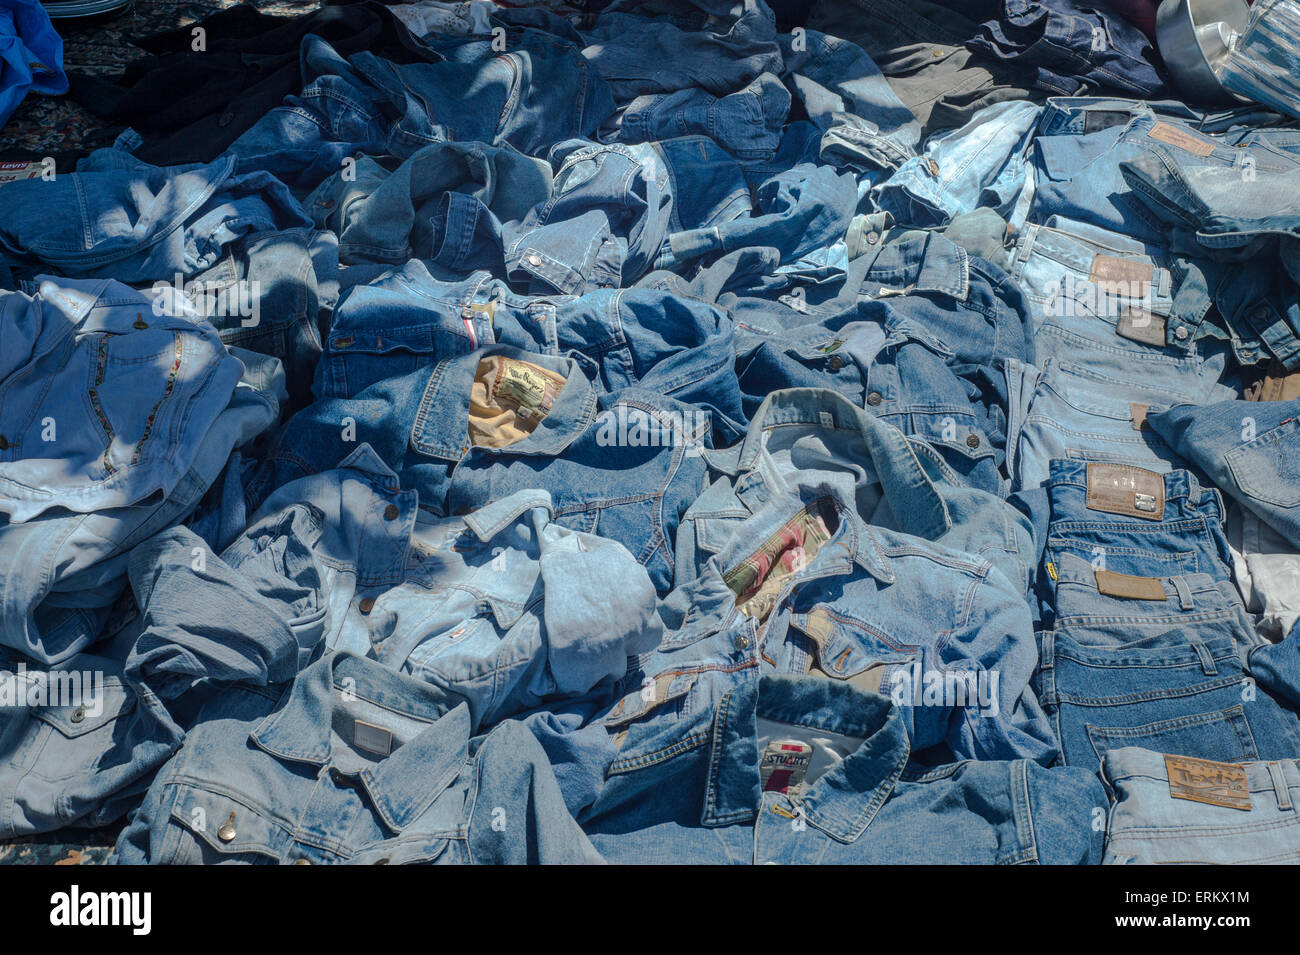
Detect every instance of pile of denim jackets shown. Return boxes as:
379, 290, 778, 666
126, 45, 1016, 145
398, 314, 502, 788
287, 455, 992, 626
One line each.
1, 0, 1300, 865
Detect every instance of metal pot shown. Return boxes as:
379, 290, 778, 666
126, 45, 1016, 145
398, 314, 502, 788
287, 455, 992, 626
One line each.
1156, 0, 1252, 102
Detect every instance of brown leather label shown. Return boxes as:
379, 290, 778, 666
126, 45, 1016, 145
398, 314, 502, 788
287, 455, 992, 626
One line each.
1095, 568, 1166, 600
1164, 755, 1252, 811
1085, 462, 1166, 520
1149, 122, 1216, 157
1130, 403, 1149, 431
1116, 308, 1167, 346
1244, 360, 1300, 402
1089, 254, 1154, 292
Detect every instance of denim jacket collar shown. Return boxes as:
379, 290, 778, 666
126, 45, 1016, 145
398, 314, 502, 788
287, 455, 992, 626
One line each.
718, 389, 954, 544
464, 488, 554, 541
710, 481, 896, 587
702, 675, 911, 842
250, 651, 469, 832
408, 345, 599, 462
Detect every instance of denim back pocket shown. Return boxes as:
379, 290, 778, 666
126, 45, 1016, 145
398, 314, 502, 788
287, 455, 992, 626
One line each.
1226, 417, 1300, 509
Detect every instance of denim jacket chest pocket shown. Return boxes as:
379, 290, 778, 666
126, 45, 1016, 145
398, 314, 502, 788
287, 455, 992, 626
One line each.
788, 606, 920, 680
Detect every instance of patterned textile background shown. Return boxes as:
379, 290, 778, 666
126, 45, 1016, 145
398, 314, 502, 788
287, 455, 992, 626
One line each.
2, 0, 323, 154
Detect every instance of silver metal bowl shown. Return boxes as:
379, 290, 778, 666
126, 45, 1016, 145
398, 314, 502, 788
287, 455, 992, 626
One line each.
1156, 0, 1252, 102
40, 0, 132, 19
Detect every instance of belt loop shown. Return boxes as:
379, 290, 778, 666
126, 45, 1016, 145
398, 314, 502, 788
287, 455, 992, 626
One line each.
1268, 761, 1292, 811
1172, 575, 1194, 611
1013, 226, 1035, 268
1191, 640, 1217, 675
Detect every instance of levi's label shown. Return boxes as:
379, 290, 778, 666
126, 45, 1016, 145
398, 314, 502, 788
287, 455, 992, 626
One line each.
1130, 402, 1149, 431
1085, 462, 1165, 520
494, 358, 563, 421
1164, 755, 1252, 811
0, 161, 42, 186
1148, 122, 1216, 157
760, 740, 813, 795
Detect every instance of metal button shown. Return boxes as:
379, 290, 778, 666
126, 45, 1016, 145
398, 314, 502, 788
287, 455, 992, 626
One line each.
865, 231, 879, 245
334, 336, 353, 348
293, 858, 311, 865
70, 707, 86, 724
734, 635, 750, 651
526, 253, 543, 267
384, 504, 399, 520
1174, 326, 1189, 341
373, 856, 390, 865
218, 815, 236, 842
866, 391, 883, 406
359, 597, 375, 614
932, 48, 944, 57
218, 112, 235, 128
133, 316, 148, 330
965, 434, 980, 448
827, 354, 845, 372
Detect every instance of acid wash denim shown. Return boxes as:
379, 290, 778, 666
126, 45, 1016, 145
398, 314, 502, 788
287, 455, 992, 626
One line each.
255, 345, 710, 593
0, 150, 311, 283
0, 521, 301, 838
578, 675, 1103, 864
604, 477, 1056, 764
1103, 746, 1300, 864
238, 446, 663, 731
676, 387, 1037, 595
313, 268, 746, 442
111, 651, 604, 864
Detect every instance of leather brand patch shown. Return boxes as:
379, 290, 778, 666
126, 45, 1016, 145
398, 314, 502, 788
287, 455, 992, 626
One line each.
1084, 109, 1133, 133
1095, 568, 1165, 600
1089, 254, 1154, 291
1130, 403, 1149, 431
1164, 755, 1252, 811
1148, 122, 1216, 157
1116, 308, 1167, 346
353, 719, 393, 757
1085, 462, 1166, 520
